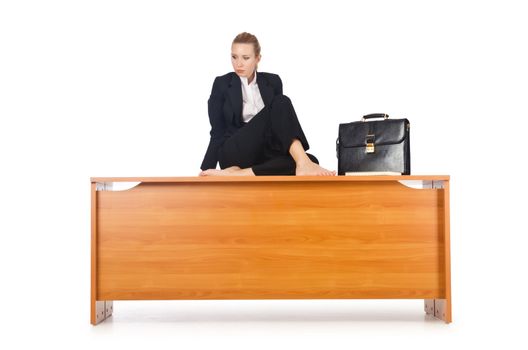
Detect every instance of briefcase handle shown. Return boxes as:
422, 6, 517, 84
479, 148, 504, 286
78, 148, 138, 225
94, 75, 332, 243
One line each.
362, 113, 389, 121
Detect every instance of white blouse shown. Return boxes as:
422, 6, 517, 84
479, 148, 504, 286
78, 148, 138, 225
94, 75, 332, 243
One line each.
240, 71, 265, 123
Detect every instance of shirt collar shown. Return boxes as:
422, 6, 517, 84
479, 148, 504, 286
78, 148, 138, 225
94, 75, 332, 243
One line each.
240, 70, 258, 87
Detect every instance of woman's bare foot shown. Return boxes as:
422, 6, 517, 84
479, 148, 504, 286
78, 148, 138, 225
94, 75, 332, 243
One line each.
296, 160, 336, 176
199, 166, 255, 176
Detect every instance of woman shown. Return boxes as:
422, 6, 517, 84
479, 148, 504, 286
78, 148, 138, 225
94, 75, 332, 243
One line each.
199, 32, 335, 176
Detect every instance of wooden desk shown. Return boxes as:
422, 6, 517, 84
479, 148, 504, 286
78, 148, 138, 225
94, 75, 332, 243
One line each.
90, 176, 451, 324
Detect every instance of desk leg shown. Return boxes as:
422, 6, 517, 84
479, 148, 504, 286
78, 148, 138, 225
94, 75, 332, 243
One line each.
92, 300, 113, 325
424, 299, 435, 316
91, 182, 114, 325
424, 299, 450, 323
423, 179, 452, 324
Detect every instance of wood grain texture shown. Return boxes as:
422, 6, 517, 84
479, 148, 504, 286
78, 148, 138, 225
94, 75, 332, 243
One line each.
95, 180, 447, 301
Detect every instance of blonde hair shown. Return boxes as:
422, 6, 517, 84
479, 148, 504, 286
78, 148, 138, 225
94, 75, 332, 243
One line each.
232, 32, 261, 57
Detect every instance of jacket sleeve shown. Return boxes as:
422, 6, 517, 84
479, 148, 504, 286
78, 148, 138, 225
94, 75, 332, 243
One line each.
200, 77, 226, 170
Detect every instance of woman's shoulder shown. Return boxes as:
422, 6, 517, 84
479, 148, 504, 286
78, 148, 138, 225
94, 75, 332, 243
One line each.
258, 72, 282, 89
215, 72, 237, 80
258, 71, 280, 77
258, 72, 282, 90
258, 71, 281, 81
208, 72, 235, 94
211, 72, 235, 85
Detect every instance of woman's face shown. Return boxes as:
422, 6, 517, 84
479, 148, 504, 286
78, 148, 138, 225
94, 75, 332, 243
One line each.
231, 43, 260, 79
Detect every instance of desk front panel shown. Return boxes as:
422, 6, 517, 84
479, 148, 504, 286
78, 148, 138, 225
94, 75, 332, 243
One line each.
95, 180, 446, 300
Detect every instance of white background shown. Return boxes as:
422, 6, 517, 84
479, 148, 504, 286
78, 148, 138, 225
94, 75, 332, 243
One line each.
1, 0, 527, 349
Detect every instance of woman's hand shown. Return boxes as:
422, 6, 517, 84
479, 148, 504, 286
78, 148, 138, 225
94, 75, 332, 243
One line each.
199, 169, 220, 176
199, 166, 245, 176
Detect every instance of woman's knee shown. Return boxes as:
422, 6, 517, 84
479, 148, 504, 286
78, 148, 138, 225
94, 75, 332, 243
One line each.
270, 94, 292, 108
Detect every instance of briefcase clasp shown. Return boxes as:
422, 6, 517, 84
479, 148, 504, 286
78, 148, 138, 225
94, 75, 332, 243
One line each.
365, 134, 375, 154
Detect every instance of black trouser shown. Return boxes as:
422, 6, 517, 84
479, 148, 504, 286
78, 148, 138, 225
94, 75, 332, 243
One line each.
219, 94, 318, 175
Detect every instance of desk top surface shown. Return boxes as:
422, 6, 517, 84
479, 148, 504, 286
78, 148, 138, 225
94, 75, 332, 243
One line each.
91, 175, 449, 183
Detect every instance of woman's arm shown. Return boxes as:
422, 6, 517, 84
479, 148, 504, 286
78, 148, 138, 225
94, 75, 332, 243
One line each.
200, 77, 226, 170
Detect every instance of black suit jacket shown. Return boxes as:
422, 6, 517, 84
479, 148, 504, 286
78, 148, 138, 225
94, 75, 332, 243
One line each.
200, 71, 283, 170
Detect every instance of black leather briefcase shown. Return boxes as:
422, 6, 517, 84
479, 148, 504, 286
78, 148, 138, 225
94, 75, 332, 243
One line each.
336, 114, 411, 175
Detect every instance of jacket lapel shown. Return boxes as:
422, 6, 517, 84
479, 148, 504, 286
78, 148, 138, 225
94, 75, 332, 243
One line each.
257, 72, 274, 107
227, 73, 242, 126
227, 71, 275, 126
